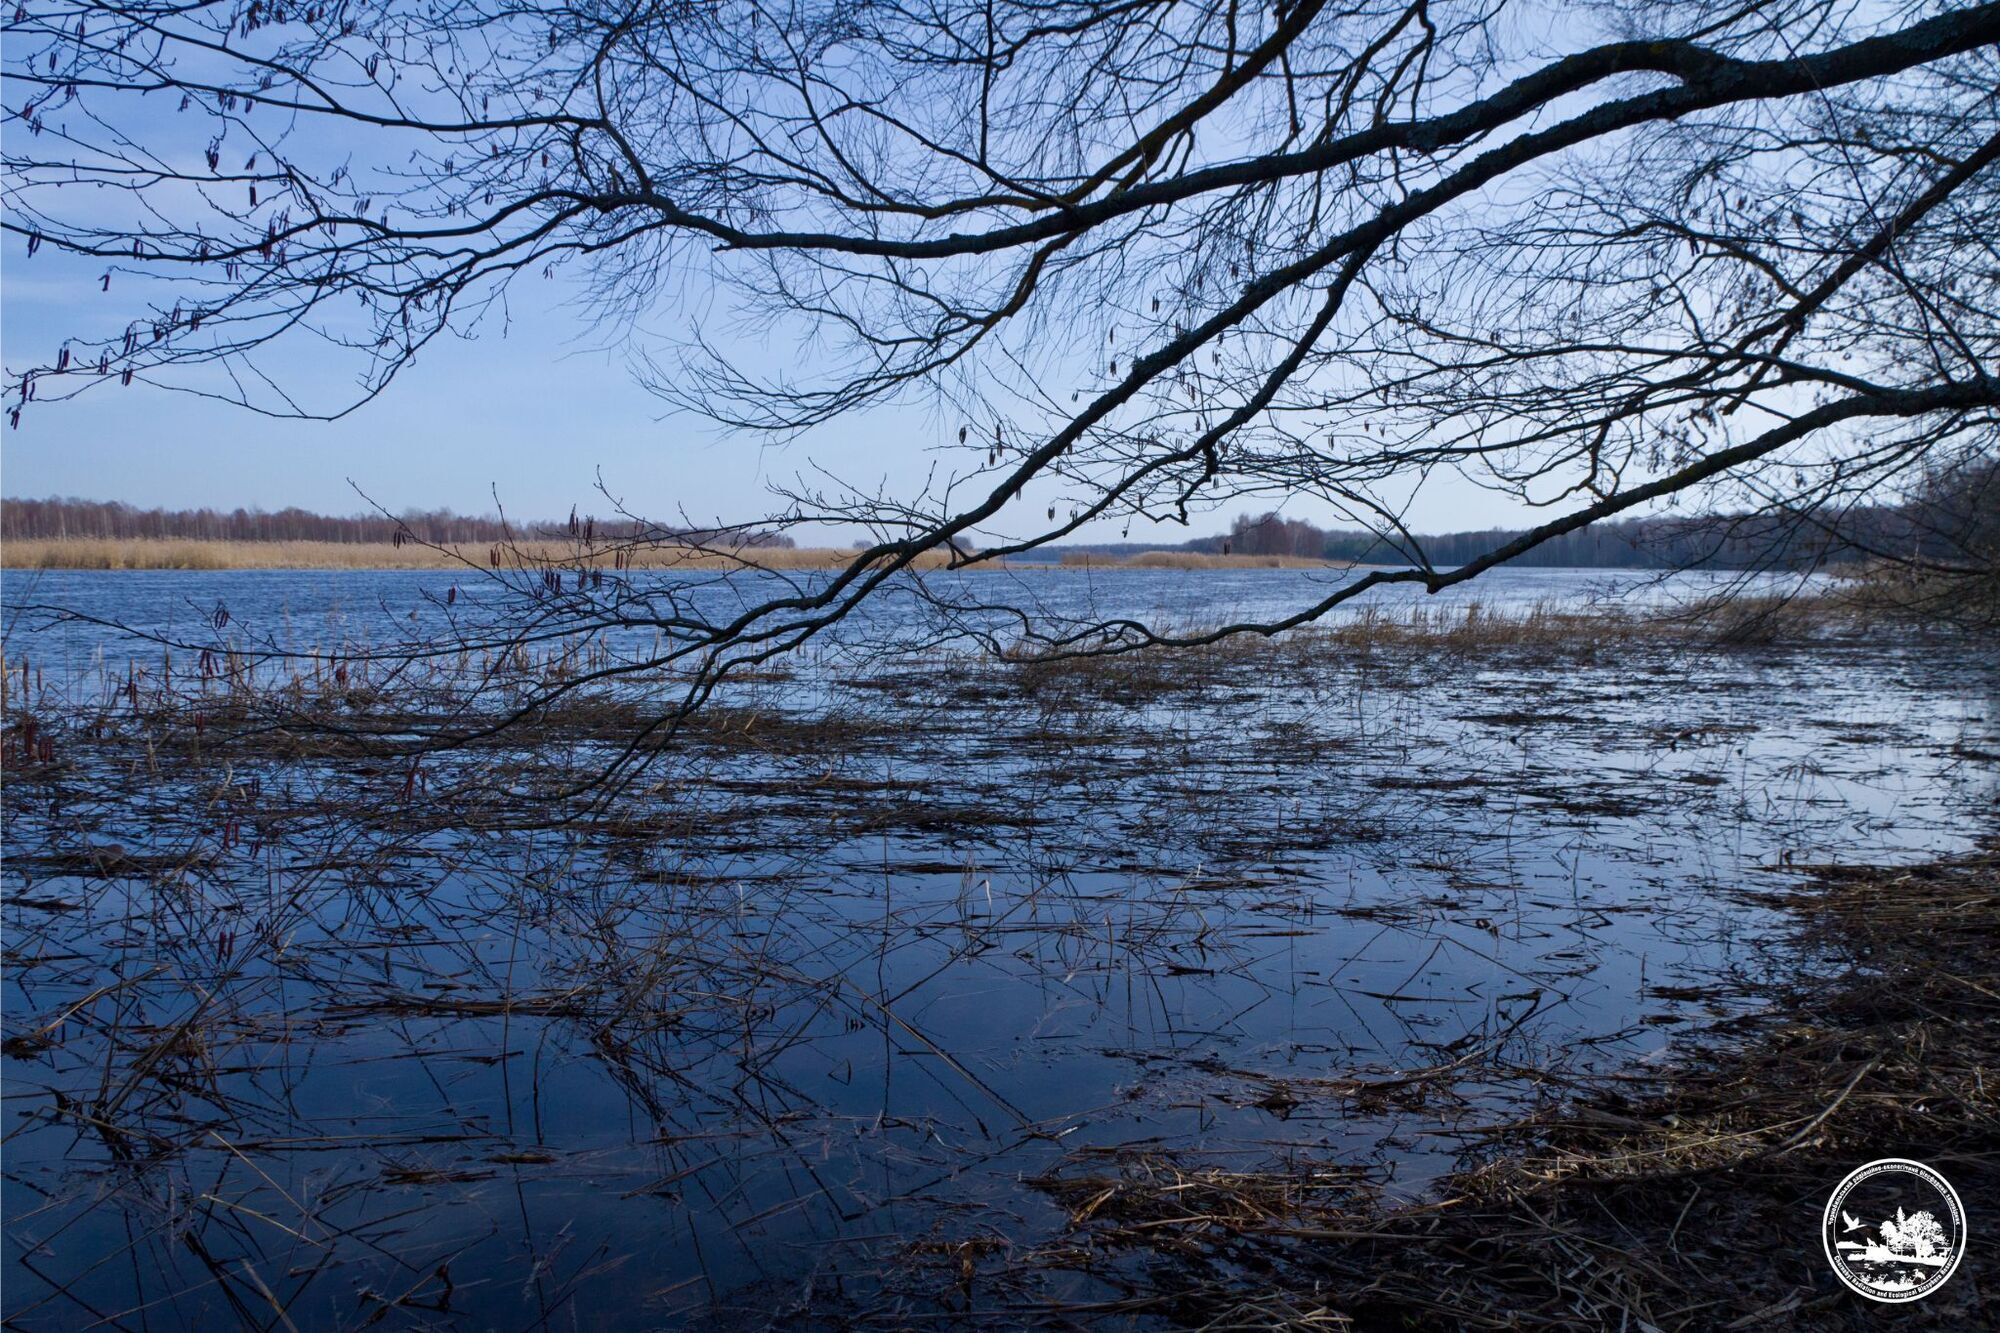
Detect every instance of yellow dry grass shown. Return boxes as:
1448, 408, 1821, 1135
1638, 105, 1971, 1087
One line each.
0, 538, 967, 571
5, 539, 1369, 573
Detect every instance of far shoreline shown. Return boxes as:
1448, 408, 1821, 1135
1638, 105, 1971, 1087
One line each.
0, 537, 1361, 573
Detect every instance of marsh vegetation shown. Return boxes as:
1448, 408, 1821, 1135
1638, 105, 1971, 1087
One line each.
3, 568, 1994, 1327
7, 0, 2000, 1323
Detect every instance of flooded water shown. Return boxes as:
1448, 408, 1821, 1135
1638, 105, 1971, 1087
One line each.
4, 564, 1826, 683
3, 567, 1995, 1327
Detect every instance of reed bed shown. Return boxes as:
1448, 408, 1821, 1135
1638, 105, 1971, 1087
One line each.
0, 537, 968, 571
1833, 559, 2000, 633
994, 596, 1881, 687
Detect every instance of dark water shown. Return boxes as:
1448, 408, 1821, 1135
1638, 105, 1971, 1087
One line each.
2, 567, 1995, 1327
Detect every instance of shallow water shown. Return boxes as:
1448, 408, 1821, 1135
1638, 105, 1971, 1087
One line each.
3, 564, 1825, 684
2, 568, 1994, 1327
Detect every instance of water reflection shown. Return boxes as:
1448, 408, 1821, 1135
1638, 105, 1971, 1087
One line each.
2, 571, 1992, 1326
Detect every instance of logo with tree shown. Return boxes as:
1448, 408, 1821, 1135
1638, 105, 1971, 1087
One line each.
1823, 1159, 1967, 1302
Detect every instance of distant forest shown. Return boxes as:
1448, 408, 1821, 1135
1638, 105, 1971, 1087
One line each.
1063, 454, 1995, 570
1019, 508, 1967, 570
1200, 510, 1841, 568
0, 498, 795, 548
7, 465, 1992, 571
1200, 490, 1990, 570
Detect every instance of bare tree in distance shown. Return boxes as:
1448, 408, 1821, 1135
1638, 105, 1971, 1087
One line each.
5, 0, 1999, 773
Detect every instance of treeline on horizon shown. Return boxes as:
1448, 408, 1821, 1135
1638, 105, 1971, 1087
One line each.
1203, 510, 1834, 568
8, 456, 1992, 572
1200, 460, 1995, 568
0, 498, 796, 548
1202, 499, 1985, 571
1076, 453, 1997, 570
1020, 507, 1972, 569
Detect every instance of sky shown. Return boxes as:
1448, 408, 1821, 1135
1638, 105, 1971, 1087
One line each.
2, 255, 1543, 544
3, 263, 894, 531
0, 62, 1548, 550
0, 0, 1604, 547
9, 0, 1936, 548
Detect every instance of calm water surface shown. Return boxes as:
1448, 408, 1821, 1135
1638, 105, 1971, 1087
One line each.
2, 567, 1994, 1327
3, 564, 1829, 673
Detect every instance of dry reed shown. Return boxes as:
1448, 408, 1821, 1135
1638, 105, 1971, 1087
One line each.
1018, 847, 2000, 1330
1, 537, 967, 571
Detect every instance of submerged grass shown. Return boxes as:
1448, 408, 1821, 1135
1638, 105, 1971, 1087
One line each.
0, 587, 1991, 1327
1017, 847, 2000, 1330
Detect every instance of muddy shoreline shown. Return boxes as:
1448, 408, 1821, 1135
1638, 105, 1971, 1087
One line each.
1014, 848, 2000, 1330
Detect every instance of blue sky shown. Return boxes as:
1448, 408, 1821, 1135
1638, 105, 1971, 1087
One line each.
2, 205, 1538, 544
4, 259, 901, 528
0, 9, 1562, 546
4, 1, 1911, 547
